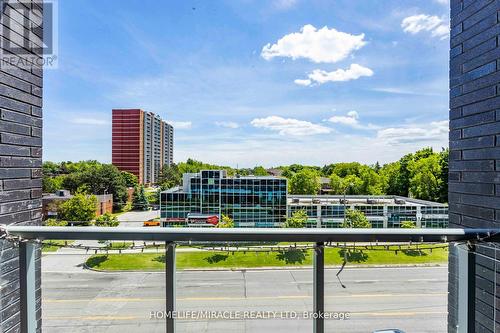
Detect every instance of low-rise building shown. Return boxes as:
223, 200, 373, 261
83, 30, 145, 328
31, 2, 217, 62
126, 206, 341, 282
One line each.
42, 190, 113, 220
288, 195, 448, 228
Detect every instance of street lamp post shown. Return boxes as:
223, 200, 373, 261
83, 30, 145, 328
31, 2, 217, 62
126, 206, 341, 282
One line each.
342, 183, 354, 227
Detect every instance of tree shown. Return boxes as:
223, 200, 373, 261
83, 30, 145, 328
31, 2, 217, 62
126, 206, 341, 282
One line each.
281, 167, 294, 179
60, 162, 128, 211
329, 174, 346, 194
121, 171, 138, 188
393, 147, 435, 197
42, 175, 65, 193
58, 192, 97, 224
44, 218, 68, 227
343, 175, 363, 195
86, 164, 128, 210
283, 210, 308, 228
343, 209, 371, 228
332, 162, 363, 178
359, 166, 383, 195
289, 169, 321, 195
217, 214, 234, 228
177, 158, 234, 175
379, 162, 402, 195
321, 164, 336, 177
94, 213, 119, 227
326, 163, 382, 195
147, 190, 159, 205
158, 164, 182, 189
132, 185, 149, 211
252, 166, 268, 176
438, 148, 449, 203
395, 153, 413, 197
408, 154, 443, 201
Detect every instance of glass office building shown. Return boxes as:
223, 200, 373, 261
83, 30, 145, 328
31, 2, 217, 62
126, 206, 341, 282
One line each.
160, 170, 287, 227
288, 195, 448, 228
161, 171, 448, 228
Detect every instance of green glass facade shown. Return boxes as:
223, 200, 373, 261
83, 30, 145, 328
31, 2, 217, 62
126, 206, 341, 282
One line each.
161, 170, 287, 227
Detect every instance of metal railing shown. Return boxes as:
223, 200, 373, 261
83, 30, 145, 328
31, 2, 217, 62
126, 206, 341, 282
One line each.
4, 226, 499, 333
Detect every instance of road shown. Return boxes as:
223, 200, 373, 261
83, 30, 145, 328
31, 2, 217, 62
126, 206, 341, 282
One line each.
117, 210, 160, 228
42, 210, 161, 273
42, 266, 447, 333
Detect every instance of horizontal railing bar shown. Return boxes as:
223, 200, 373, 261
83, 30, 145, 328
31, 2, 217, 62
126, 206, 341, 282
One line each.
3, 226, 500, 242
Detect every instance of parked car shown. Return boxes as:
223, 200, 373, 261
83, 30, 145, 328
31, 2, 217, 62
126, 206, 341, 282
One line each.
143, 220, 160, 227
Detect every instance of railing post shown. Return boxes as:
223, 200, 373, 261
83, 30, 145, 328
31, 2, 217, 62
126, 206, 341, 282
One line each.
19, 242, 37, 333
313, 242, 324, 333
456, 243, 475, 333
166, 242, 176, 333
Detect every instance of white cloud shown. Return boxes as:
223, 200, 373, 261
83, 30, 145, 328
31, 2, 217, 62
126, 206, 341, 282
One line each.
371, 87, 444, 97
328, 111, 359, 126
251, 116, 331, 136
261, 24, 367, 63
327, 111, 380, 130
71, 118, 108, 126
168, 121, 192, 129
294, 79, 312, 86
215, 121, 239, 129
296, 64, 374, 86
401, 14, 449, 40
175, 131, 447, 168
371, 87, 420, 95
273, 0, 298, 10
377, 120, 448, 144
434, 0, 449, 4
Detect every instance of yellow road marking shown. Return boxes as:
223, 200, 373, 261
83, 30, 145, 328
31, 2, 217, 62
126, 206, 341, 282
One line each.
43, 293, 447, 303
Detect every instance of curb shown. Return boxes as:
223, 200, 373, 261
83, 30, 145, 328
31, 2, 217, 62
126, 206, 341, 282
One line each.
83, 262, 447, 273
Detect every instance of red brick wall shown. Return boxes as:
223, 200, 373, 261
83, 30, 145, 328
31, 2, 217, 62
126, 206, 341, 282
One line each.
112, 109, 144, 183
96, 195, 113, 216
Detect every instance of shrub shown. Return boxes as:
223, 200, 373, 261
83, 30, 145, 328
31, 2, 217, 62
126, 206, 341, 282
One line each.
94, 213, 119, 227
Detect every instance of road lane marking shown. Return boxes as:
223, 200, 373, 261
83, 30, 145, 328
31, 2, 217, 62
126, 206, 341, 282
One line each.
43, 292, 447, 303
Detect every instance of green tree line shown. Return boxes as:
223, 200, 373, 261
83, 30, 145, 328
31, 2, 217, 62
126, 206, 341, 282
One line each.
156, 147, 448, 203
42, 160, 137, 211
43, 147, 449, 212
280, 147, 448, 203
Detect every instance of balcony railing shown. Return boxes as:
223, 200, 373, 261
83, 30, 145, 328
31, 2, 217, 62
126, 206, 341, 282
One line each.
3, 226, 499, 333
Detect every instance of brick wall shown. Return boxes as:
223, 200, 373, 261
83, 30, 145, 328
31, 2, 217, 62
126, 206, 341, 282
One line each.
0, 0, 43, 331
449, 0, 500, 332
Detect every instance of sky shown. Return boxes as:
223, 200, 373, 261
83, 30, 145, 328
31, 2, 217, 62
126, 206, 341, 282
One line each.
43, 0, 451, 168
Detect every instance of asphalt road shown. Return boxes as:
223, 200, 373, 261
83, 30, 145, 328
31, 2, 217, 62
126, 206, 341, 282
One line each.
117, 210, 160, 228
42, 266, 447, 333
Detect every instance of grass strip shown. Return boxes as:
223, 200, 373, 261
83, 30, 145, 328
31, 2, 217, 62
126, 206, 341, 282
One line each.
86, 245, 448, 271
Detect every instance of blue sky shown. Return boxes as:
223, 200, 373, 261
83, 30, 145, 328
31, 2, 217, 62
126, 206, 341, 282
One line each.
44, 0, 450, 167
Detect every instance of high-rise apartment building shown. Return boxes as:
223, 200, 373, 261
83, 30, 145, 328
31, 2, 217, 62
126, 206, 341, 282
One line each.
112, 109, 174, 185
